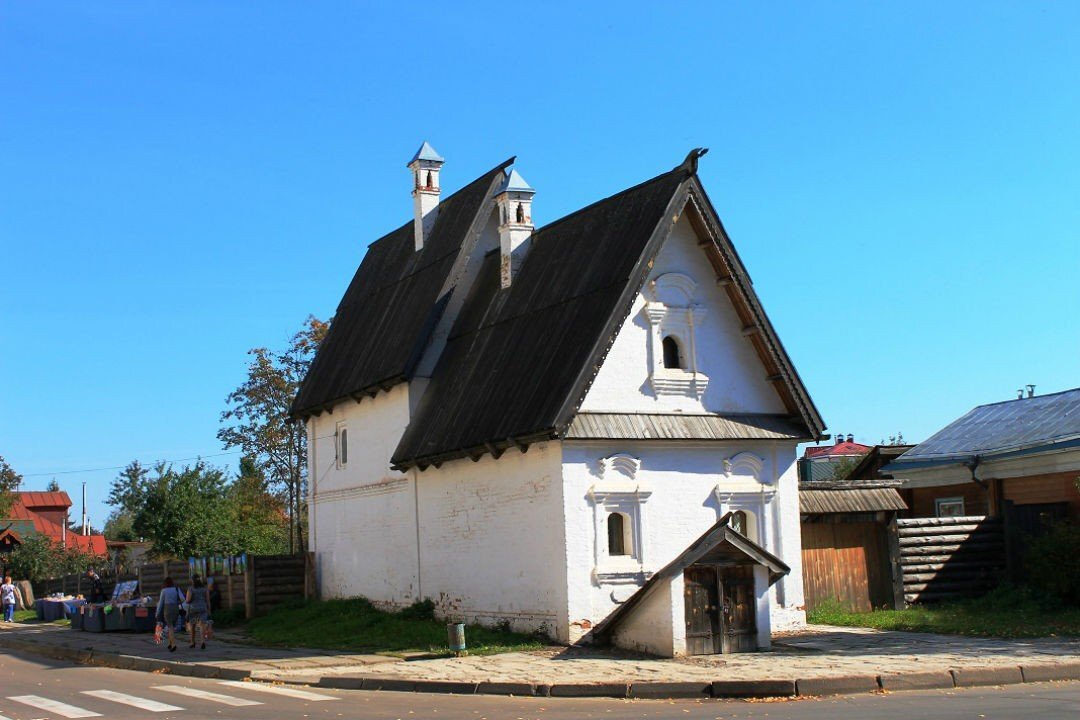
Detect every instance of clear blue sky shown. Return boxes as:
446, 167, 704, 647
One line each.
3, 2, 1078, 529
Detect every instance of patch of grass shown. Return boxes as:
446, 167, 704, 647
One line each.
13, 609, 38, 623
247, 597, 548, 656
808, 586, 1080, 638
209, 605, 246, 629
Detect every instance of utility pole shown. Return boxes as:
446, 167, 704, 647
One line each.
82, 481, 89, 535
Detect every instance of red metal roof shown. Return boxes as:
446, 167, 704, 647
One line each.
18, 491, 73, 509
3, 493, 106, 556
804, 441, 872, 459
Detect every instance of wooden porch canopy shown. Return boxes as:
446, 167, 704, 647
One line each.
592, 513, 789, 643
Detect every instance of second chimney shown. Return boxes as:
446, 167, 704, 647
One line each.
496, 168, 535, 288
408, 141, 444, 251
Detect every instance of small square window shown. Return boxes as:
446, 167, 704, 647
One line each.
935, 497, 965, 518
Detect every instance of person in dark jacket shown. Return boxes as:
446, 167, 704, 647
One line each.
87, 569, 105, 603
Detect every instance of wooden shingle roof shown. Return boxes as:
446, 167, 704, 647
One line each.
291, 160, 512, 416
295, 151, 826, 467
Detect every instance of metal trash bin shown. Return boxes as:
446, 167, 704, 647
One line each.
447, 622, 466, 654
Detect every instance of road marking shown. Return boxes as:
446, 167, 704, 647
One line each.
152, 684, 263, 707
81, 689, 184, 712
7, 695, 103, 718
219, 680, 339, 701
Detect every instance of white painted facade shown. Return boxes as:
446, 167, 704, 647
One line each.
306, 177, 809, 654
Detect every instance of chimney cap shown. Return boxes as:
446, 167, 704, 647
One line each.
496, 168, 534, 196
408, 141, 445, 166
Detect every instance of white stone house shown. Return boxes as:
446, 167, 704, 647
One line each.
292, 144, 826, 656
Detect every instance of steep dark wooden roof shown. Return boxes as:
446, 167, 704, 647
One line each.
294, 151, 825, 464
391, 168, 690, 469
291, 161, 511, 416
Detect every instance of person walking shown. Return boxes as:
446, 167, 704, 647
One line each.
185, 575, 211, 649
2, 575, 22, 623
154, 577, 184, 651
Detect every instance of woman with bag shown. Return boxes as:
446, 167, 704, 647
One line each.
185, 575, 211, 649
154, 577, 184, 652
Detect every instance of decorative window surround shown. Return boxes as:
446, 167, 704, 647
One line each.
643, 274, 708, 398
713, 452, 773, 544
590, 453, 651, 582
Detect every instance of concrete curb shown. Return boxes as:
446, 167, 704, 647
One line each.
2, 635, 1079, 699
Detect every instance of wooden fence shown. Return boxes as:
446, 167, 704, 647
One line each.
897, 516, 1004, 604
34, 553, 313, 618
801, 519, 898, 612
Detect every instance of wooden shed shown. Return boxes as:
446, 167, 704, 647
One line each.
800, 482, 907, 612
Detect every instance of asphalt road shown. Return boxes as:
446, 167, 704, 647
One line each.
0, 649, 1078, 720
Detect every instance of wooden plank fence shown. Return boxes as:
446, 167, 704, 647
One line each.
33, 553, 313, 618
897, 515, 1004, 603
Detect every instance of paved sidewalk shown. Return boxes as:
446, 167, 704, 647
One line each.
1, 620, 1078, 698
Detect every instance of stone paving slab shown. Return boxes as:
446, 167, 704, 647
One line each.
2, 620, 1079, 698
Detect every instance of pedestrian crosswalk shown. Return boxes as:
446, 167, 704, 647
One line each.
5, 681, 338, 717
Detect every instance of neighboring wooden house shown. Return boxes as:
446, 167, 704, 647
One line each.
292, 145, 826, 656
885, 387, 1080, 526
882, 388, 1080, 597
0, 491, 107, 558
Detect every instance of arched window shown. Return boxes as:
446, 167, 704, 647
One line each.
426, 170, 434, 189
607, 512, 628, 556
662, 336, 682, 369
730, 510, 747, 536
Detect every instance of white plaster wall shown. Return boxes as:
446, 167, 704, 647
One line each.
308, 384, 421, 604
610, 580, 678, 657
579, 212, 787, 416
561, 440, 804, 643
415, 442, 569, 640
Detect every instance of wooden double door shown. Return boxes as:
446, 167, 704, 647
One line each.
684, 564, 757, 654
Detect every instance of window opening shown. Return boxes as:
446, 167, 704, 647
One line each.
935, 497, 965, 518
662, 336, 682, 369
607, 512, 627, 556
730, 510, 747, 536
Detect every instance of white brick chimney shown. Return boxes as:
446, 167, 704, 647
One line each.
495, 168, 535, 288
407, 141, 444, 251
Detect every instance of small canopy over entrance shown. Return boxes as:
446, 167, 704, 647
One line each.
593, 513, 789, 656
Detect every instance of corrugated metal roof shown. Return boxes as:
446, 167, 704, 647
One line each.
800, 487, 907, 514
565, 413, 811, 441
18, 491, 72, 508
894, 387, 1080, 463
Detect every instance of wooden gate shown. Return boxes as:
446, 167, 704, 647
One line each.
801, 521, 893, 612
684, 564, 757, 655
684, 566, 720, 655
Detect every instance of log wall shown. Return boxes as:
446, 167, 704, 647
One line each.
897, 515, 1004, 604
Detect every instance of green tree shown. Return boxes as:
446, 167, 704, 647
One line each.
218, 315, 328, 552
130, 461, 234, 558
7, 533, 96, 582
0, 455, 23, 517
45, 478, 60, 492
103, 509, 139, 542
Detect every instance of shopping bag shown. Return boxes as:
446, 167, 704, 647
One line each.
153, 622, 164, 645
